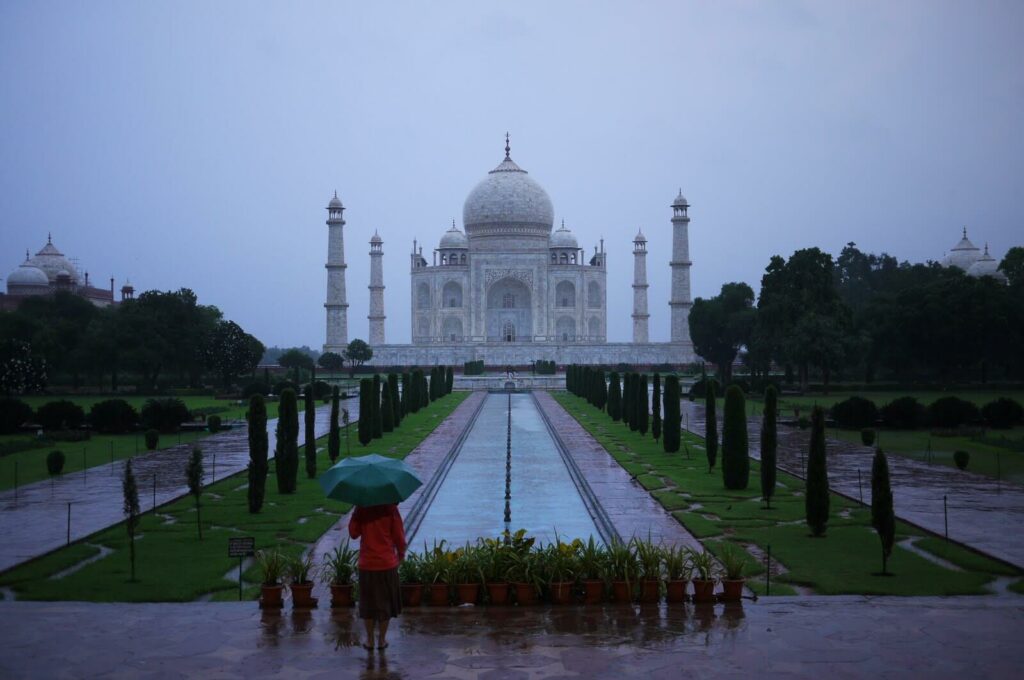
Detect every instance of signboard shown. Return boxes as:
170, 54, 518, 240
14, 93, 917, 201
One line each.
228, 537, 255, 558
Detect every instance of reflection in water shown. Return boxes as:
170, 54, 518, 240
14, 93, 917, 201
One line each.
291, 610, 314, 634
260, 610, 284, 647
328, 611, 359, 650
721, 602, 746, 630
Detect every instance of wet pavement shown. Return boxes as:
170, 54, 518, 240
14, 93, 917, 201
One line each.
680, 400, 1024, 569
1, 597, 1021, 678
0, 401, 358, 573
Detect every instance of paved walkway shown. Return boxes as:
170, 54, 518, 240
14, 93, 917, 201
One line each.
1, 597, 1020, 678
681, 400, 1024, 569
0, 400, 358, 573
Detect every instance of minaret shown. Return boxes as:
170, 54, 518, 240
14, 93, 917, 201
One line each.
669, 190, 692, 344
324, 192, 349, 352
368, 231, 386, 345
632, 229, 649, 343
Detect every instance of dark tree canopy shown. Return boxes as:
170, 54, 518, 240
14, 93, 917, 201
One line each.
689, 282, 756, 385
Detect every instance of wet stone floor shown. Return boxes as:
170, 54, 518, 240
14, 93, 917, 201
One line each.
1, 597, 1021, 679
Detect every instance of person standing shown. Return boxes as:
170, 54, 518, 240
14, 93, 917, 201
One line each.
348, 503, 406, 651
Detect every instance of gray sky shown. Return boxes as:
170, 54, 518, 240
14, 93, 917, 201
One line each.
2, 1, 1021, 347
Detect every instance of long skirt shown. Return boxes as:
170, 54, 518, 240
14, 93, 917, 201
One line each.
358, 568, 402, 621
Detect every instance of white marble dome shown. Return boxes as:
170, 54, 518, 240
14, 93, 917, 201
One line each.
7, 263, 49, 288
550, 222, 578, 249
27, 239, 79, 284
463, 154, 554, 235
944, 229, 982, 271
967, 245, 1008, 282
439, 224, 468, 249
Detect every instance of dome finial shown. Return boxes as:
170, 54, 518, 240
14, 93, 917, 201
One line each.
47, 232, 52, 244
25, 249, 29, 261
963, 225, 967, 238
504, 132, 511, 160
452, 218, 456, 229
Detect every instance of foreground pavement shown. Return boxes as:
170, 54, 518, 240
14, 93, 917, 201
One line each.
0, 597, 1021, 678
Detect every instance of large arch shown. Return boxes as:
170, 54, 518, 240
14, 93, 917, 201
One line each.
416, 316, 430, 339
416, 283, 431, 310
588, 316, 601, 339
442, 281, 463, 308
486, 277, 532, 342
556, 315, 576, 342
441, 316, 463, 342
555, 280, 576, 308
587, 281, 602, 308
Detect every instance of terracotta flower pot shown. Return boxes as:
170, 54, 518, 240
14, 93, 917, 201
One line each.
330, 584, 354, 608
549, 581, 573, 604
721, 579, 745, 602
514, 582, 538, 606
428, 583, 450, 606
692, 579, 716, 603
611, 580, 633, 603
290, 582, 317, 608
582, 579, 604, 605
456, 582, 480, 605
639, 579, 660, 604
401, 583, 423, 607
260, 584, 284, 609
665, 579, 687, 604
486, 582, 510, 605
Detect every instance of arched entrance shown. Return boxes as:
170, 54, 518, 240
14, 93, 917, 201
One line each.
486, 277, 532, 342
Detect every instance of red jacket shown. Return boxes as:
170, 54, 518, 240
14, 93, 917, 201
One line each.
348, 504, 407, 571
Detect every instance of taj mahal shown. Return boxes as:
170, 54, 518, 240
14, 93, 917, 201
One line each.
322, 136, 698, 366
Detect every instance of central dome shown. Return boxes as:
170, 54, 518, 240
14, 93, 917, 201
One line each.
462, 144, 554, 238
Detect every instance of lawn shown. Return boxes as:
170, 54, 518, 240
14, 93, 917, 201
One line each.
0, 391, 467, 602
554, 392, 1020, 596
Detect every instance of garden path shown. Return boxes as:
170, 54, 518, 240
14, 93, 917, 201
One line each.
681, 400, 1024, 569
0, 400, 359, 573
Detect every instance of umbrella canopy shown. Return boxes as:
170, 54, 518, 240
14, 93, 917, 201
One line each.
319, 454, 423, 506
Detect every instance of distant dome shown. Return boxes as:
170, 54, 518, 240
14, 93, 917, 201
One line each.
550, 222, 578, 249
7, 263, 49, 288
634, 229, 647, 242
439, 223, 468, 249
944, 228, 982, 271
328, 192, 343, 209
672, 189, 689, 208
967, 245, 1008, 283
370, 231, 382, 244
27, 237, 79, 284
462, 141, 554, 240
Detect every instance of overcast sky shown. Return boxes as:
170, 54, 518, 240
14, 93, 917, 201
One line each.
2, 1, 1021, 347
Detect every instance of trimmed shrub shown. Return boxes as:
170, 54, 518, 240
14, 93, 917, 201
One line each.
928, 397, 980, 429
721, 384, 749, 489
388, 374, 402, 427
275, 388, 299, 493
464, 360, 484, 376
358, 379, 373, 445
372, 375, 383, 439
328, 386, 340, 464
312, 380, 332, 400
705, 379, 718, 472
760, 385, 778, 507
272, 380, 297, 396
880, 396, 926, 429
304, 385, 316, 479
805, 407, 830, 537
46, 449, 65, 475
140, 398, 190, 433
248, 394, 269, 513
242, 382, 271, 398
207, 415, 222, 433
0, 397, 33, 434
954, 450, 970, 470
36, 400, 85, 431
981, 398, 1023, 429
445, 366, 454, 394
662, 375, 681, 453
637, 374, 649, 436
651, 373, 662, 442
381, 382, 394, 433
535, 360, 556, 375
608, 372, 622, 421
829, 396, 878, 430
871, 449, 895, 574
861, 428, 876, 446
144, 429, 159, 450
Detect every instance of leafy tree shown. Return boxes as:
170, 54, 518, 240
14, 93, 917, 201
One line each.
318, 351, 345, 373
705, 378, 718, 472
123, 458, 141, 581
358, 379, 372, 446
328, 386, 341, 463
637, 374, 649, 435
204, 320, 264, 388
651, 373, 662, 442
381, 381, 394, 433
89, 399, 138, 434
662, 375, 681, 453
304, 385, 316, 479
760, 385, 778, 508
0, 339, 47, 394
47, 449, 65, 475
140, 398, 190, 433
871, 448, 895, 575
388, 374, 402, 427
805, 407, 830, 537
247, 394, 268, 513
344, 339, 373, 377
278, 348, 315, 384
998, 246, 1024, 287
36, 400, 85, 430
186, 445, 204, 540
372, 374, 383, 439
721, 384, 749, 489
607, 372, 622, 421
275, 388, 299, 493
689, 282, 756, 384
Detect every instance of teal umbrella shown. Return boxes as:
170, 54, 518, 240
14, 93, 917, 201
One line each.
319, 454, 423, 506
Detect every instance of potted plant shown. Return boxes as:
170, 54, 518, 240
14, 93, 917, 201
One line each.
479, 538, 511, 605
633, 536, 662, 604
543, 537, 579, 605
398, 551, 423, 606
421, 540, 451, 606
719, 543, 746, 602
506, 550, 542, 605
452, 543, 484, 605
256, 549, 286, 608
606, 540, 638, 603
689, 548, 717, 603
287, 551, 317, 608
576, 535, 607, 605
319, 542, 358, 608
662, 544, 691, 604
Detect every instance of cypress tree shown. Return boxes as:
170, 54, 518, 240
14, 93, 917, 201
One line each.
705, 379, 718, 472
122, 457, 140, 581
275, 388, 299, 493
652, 373, 662, 442
304, 384, 317, 479
381, 381, 394, 433
805, 406, 830, 537
247, 394, 268, 513
760, 385, 778, 508
388, 373, 401, 427
186, 444, 204, 540
608, 372, 622, 421
328, 386, 340, 464
721, 384, 749, 489
871, 448, 895, 574
622, 373, 633, 428
597, 369, 608, 411
372, 374, 383, 439
358, 379, 372, 445
446, 366, 454, 394
401, 372, 411, 415
421, 370, 430, 408
663, 375, 681, 453
428, 367, 436, 401
408, 370, 419, 413
638, 374, 649, 435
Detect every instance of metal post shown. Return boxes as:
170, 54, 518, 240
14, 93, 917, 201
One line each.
110, 440, 114, 472
153, 474, 157, 512
13, 461, 17, 505
82, 448, 87, 484
997, 453, 1002, 494
212, 453, 216, 484
858, 469, 863, 504
944, 495, 949, 543
239, 556, 243, 601
67, 503, 72, 545
766, 544, 771, 596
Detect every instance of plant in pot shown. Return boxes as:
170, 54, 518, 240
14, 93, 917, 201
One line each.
506, 549, 543, 606
319, 542, 358, 608
719, 543, 747, 602
256, 549, 286, 608
421, 540, 451, 606
452, 543, 484, 605
543, 537, 580, 605
287, 551, 318, 608
398, 551, 423, 607
479, 537, 512, 605
633, 536, 662, 604
662, 545, 692, 604
576, 535, 608, 605
689, 548, 718, 603
606, 540, 638, 603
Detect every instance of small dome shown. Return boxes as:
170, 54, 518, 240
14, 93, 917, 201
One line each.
370, 231, 382, 244
967, 245, 1008, 283
7, 264, 49, 287
328, 192, 343, 209
944, 227, 981, 271
550, 221, 578, 249
439, 223, 468, 249
634, 229, 647, 242
672, 189, 689, 208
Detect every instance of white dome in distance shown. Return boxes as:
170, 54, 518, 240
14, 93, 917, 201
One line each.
462, 138, 554, 238
944, 228, 982, 271
550, 221, 578, 249
439, 222, 468, 249
7, 263, 49, 288
967, 245, 1008, 283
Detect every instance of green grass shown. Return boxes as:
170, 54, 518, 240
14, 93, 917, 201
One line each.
913, 537, 1019, 576
0, 392, 468, 602
554, 392, 1021, 597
